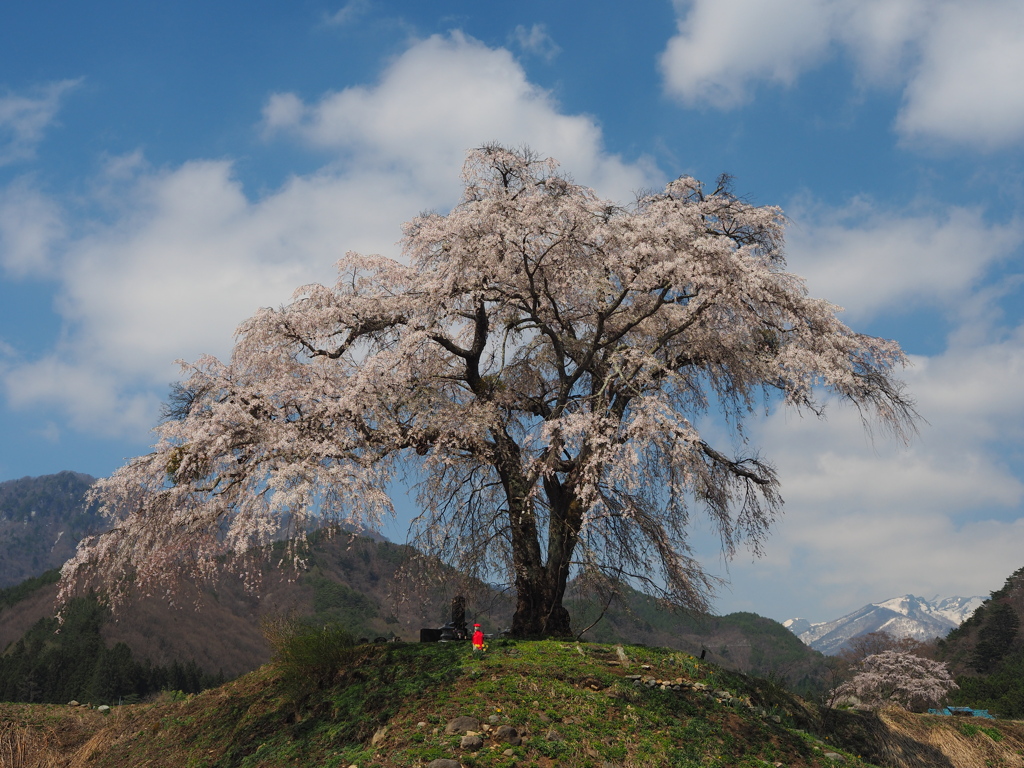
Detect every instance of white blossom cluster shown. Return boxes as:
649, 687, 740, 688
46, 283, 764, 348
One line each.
834, 649, 958, 711
59, 146, 915, 632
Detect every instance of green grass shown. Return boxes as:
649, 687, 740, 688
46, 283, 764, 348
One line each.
4, 638, 899, 768
958, 721, 1005, 742
980, 725, 1005, 742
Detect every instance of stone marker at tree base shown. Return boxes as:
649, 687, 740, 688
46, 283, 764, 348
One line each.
420, 595, 469, 642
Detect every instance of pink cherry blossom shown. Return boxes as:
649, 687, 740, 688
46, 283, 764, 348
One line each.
834, 650, 958, 711
60, 145, 916, 636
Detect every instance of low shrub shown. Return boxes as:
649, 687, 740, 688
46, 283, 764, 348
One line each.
263, 617, 360, 691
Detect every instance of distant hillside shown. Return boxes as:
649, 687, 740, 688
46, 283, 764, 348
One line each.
0, 589, 225, 705
0, 530, 514, 702
0, 527, 830, 705
0, 471, 101, 588
941, 567, 1024, 672
0, 471, 826, 697
937, 565, 1024, 717
571, 587, 828, 694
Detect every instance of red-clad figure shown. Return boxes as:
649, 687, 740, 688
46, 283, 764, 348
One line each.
472, 623, 485, 651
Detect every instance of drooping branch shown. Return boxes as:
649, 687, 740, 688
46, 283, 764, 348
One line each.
698, 441, 774, 486
62, 145, 917, 639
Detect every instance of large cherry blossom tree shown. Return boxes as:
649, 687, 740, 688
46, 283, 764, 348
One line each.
834, 650, 958, 711
60, 145, 916, 637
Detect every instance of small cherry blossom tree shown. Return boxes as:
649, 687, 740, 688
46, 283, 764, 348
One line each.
60, 145, 917, 637
833, 650, 958, 711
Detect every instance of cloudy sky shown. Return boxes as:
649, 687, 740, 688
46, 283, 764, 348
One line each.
2, 0, 1024, 625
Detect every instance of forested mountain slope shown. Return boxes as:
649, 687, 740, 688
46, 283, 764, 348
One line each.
0, 529, 517, 704
0, 527, 828, 705
0, 471, 100, 588
572, 586, 827, 695
937, 565, 1024, 717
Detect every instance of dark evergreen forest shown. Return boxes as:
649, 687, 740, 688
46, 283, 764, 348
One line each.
940, 566, 1024, 718
0, 581, 224, 705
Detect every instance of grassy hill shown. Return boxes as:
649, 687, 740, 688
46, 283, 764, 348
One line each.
3, 637, 1024, 768
571, 588, 825, 695
0, 529, 829, 706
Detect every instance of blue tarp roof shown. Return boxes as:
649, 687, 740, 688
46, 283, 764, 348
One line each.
927, 707, 995, 719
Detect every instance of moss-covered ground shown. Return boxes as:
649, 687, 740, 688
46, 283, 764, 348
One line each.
4, 638, 1023, 768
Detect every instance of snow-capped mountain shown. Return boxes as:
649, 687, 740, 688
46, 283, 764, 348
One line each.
784, 594, 986, 655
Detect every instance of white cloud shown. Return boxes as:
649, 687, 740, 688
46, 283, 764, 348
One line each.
834, 0, 931, 85
262, 32, 656, 203
713, 325, 1024, 620
660, 0, 834, 108
785, 199, 1023, 321
36, 421, 61, 443
511, 24, 561, 62
5, 356, 161, 437
3, 160, 426, 434
728, 503, 1024, 620
686, 192, 1024, 621
1, 33, 658, 437
323, 0, 370, 27
896, 1, 1024, 149
0, 177, 66, 277
0, 80, 80, 165
907, 330, 1024, 445
661, 0, 1024, 149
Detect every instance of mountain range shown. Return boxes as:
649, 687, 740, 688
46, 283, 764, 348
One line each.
784, 594, 986, 655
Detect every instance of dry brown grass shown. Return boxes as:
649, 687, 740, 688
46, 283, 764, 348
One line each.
0, 705, 106, 768
878, 708, 1024, 768
0, 723, 59, 768
62, 730, 123, 768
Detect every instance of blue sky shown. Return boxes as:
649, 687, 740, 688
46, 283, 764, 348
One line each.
3, 0, 1024, 625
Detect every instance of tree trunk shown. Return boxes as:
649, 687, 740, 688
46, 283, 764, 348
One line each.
510, 571, 572, 637
505, 496, 573, 637
493, 431, 580, 638
507, 477, 580, 638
